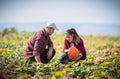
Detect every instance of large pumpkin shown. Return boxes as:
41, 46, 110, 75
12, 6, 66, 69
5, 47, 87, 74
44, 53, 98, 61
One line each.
68, 46, 79, 59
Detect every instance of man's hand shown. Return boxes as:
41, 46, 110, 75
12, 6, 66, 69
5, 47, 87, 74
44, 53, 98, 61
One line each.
35, 55, 41, 63
47, 48, 53, 59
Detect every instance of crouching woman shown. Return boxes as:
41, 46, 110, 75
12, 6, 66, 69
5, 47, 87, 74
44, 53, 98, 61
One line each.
60, 28, 86, 64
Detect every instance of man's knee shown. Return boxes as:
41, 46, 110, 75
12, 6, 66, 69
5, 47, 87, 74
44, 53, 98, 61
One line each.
52, 49, 56, 55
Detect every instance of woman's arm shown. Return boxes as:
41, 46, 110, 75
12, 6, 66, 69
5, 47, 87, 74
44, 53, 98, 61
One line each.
63, 39, 70, 53
77, 40, 86, 59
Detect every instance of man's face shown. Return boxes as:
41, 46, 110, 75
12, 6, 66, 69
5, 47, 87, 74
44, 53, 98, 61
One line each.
48, 27, 54, 35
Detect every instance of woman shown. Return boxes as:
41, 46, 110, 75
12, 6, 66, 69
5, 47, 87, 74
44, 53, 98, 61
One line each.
60, 28, 86, 64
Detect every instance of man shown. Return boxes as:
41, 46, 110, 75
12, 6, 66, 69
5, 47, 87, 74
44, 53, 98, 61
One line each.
24, 22, 58, 64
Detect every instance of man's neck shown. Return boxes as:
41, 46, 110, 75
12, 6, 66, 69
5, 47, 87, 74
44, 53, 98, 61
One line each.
44, 28, 50, 36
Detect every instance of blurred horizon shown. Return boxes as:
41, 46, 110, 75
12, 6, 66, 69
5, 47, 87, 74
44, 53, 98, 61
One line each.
0, 0, 120, 35
0, 22, 120, 36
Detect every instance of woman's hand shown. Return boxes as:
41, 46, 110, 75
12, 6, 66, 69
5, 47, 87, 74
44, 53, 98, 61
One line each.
64, 49, 69, 53
75, 54, 82, 60
71, 53, 82, 61
64, 46, 74, 53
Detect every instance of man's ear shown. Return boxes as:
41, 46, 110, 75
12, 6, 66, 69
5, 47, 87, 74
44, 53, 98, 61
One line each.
45, 26, 49, 31
45, 26, 49, 29
72, 34, 74, 37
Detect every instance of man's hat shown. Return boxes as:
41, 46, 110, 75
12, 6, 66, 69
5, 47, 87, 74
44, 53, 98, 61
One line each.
46, 22, 59, 30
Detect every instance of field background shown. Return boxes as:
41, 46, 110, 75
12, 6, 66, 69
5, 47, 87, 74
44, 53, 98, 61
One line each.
0, 0, 120, 79
0, 28, 120, 79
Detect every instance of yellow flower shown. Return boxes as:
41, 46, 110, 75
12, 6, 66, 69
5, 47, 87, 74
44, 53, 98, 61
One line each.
2, 51, 7, 56
36, 65, 40, 70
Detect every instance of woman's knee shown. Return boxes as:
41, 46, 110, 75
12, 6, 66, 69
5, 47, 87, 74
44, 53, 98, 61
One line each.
60, 58, 69, 64
59, 53, 69, 64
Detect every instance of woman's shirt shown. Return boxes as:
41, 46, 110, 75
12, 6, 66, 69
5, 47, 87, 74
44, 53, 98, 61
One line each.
63, 39, 86, 59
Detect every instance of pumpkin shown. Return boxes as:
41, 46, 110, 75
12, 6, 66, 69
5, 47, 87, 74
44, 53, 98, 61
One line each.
68, 46, 79, 59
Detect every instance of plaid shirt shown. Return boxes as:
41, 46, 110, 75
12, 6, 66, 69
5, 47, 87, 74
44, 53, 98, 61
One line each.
24, 28, 53, 58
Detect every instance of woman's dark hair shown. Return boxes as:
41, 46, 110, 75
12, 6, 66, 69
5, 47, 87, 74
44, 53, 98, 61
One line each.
66, 28, 81, 45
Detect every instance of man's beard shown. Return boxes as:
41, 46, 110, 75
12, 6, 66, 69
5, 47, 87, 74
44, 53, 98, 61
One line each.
48, 33, 51, 35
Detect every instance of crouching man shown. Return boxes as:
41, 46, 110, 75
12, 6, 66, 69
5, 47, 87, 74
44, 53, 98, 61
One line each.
23, 22, 58, 64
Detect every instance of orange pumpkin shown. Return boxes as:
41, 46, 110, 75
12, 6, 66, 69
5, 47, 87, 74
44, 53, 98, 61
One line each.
68, 46, 79, 59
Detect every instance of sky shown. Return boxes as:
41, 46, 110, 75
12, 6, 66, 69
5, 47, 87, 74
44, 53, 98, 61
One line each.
0, 0, 120, 24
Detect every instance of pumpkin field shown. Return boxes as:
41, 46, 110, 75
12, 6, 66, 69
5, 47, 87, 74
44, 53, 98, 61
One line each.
0, 28, 120, 79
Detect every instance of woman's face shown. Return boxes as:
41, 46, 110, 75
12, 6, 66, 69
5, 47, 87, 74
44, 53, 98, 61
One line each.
65, 33, 73, 42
